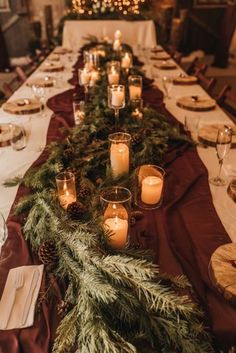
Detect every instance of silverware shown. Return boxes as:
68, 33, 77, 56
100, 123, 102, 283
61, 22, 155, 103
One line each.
2, 269, 24, 329
21, 269, 40, 326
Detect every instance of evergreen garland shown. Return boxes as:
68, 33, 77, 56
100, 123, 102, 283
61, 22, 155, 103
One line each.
5, 41, 214, 353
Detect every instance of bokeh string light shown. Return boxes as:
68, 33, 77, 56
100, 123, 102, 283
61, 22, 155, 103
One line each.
72, 0, 146, 15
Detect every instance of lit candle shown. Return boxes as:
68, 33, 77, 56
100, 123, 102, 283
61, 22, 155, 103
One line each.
80, 69, 91, 85
129, 85, 142, 100
141, 176, 163, 205
59, 189, 76, 209
110, 142, 129, 177
113, 39, 121, 51
74, 111, 85, 125
108, 67, 119, 85
90, 70, 100, 86
104, 216, 128, 248
121, 53, 131, 69
111, 89, 124, 107
114, 30, 122, 40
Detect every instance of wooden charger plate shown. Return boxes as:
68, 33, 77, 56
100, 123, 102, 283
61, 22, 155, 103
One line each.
151, 46, 164, 53
41, 62, 64, 72
150, 54, 171, 61
198, 123, 236, 147
2, 98, 42, 115
176, 96, 216, 112
173, 75, 198, 85
54, 47, 72, 55
47, 54, 60, 61
154, 61, 177, 70
27, 77, 54, 88
209, 243, 236, 307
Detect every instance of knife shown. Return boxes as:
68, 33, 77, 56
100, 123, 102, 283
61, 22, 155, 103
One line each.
21, 269, 40, 326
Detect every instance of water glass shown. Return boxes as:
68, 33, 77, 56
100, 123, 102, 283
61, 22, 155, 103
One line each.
10, 124, 27, 151
162, 76, 173, 99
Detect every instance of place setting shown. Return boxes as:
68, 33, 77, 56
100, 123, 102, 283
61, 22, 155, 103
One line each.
2, 98, 43, 115
154, 60, 177, 70
176, 95, 216, 111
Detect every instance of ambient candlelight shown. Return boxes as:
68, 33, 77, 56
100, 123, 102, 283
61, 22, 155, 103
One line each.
104, 216, 128, 248
129, 85, 142, 100
121, 52, 132, 69
108, 67, 119, 85
141, 176, 163, 205
111, 88, 124, 107
56, 172, 77, 210
113, 39, 121, 51
109, 132, 131, 178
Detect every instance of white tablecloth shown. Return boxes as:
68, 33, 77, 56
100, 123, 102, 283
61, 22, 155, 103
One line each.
62, 20, 157, 51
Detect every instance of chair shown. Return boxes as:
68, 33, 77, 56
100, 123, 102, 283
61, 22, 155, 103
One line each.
195, 70, 216, 95
15, 67, 27, 83
2, 82, 13, 98
217, 85, 236, 119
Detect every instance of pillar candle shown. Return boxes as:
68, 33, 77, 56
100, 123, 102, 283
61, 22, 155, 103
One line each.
129, 85, 141, 100
110, 142, 129, 177
108, 68, 119, 85
113, 39, 121, 51
104, 216, 128, 248
121, 53, 131, 69
90, 70, 100, 86
111, 89, 124, 107
141, 176, 163, 205
80, 69, 91, 85
114, 30, 122, 40
59, 189, 76, 209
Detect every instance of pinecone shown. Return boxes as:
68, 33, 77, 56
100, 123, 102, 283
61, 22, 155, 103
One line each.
130, 216, 136, 227
38, 241, 58, 266
78, 186, 90, 200
67, 201, 87, 219
57, 300, 71, 317
131, 210, 144, 221
132, 133, 143, 145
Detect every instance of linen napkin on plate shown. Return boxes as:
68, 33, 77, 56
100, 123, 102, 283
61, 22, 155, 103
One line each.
0, 264, 43, 330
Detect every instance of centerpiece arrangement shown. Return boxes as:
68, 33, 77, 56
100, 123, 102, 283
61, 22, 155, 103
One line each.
6, 32, 214, 353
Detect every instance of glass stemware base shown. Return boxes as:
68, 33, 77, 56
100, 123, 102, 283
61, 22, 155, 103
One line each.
209, 176, 227, 187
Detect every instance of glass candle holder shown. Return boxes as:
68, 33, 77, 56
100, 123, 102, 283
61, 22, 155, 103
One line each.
131, 98, 143, 120
109, 132, 131, 178
128, 75, 142, 101
56, 172, 77, 210
107, 61, 120, 85
135, 165, 165, 209
108, 84, 125, 130
121, 52, 132, 71
78, 68, 91, 94
90, 69, 100, 87
83, 49, 99, 69
100, 186, 131, 249
73, 100, 85, 126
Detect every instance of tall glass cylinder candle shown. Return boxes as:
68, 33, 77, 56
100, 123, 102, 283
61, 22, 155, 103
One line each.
135, 165, 165, 209
109, 132, 131, 178
56, 172, 77, 209
107, 61, 120, 85
128, 75, 142, 101
100, 186, 131, 249
108, 84, 125, 130
121, 52, 132, 70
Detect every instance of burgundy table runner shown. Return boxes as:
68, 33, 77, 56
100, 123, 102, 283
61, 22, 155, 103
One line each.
0, 58, 236, 353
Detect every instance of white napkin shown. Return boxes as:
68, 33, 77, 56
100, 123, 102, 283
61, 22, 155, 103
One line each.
0, 265, 43, 330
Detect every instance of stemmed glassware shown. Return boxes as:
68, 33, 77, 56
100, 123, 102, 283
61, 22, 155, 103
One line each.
210, 127, 232, 186
108, 84, 125, 131
31, 85, 46, 117
162, 76, 173, 99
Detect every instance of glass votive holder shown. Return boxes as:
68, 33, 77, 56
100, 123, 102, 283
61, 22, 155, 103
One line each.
128, 75, 142, 101
78, 68, 91, 90
90, 69, 100, 87
56, 172, 77, 210
109, 132, 131, 178
108, 84, 125, 110
131, 98, 143, 120
135, 165, 165, 209
107, 61, 120, 85
100, 186, 132, 249
10, 124, 27, 151
83, 50, 99, 69
121, 52, 132, 70
73, 100, 85, 126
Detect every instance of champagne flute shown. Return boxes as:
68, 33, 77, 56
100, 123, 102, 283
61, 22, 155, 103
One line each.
210, 127, 232, 186
162, 76, 173, 99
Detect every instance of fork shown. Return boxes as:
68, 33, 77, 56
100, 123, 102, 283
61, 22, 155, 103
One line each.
2, 269, 24, 329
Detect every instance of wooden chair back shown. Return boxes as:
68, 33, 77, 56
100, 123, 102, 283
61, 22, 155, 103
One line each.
217, 85, 236, 118
195, 71, 216, 95
15, 66, 27, 83
2, 82, 13, 98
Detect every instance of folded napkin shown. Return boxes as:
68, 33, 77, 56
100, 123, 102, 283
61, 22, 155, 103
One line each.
0, 265, 43, 330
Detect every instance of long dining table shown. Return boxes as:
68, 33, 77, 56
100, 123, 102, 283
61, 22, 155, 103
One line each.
0, 42, 236, 353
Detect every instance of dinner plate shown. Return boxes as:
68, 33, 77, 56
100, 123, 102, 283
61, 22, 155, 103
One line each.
176, 96, 216, 111
198, 123, 236, 147
27, 77, 54, 88
173, 75, 198, 85
2, 99, 42, 115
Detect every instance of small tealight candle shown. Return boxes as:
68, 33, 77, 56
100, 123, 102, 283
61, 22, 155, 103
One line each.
121, 53, 131, 69
56, 172, 77, 210
111, 88, 124, 107
114, 30, 122, 40
141, 176, 163, 205
129, 85, 142, 100
59, 189, 76, 209
113, 39, 121, 51
108, 67, 119, 85
104, 216, 128, 248
110, 142, 129, 177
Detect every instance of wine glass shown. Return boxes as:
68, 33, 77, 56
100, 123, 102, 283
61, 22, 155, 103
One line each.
31, 84, 46, 117
210, 127, 232, 186
108, 84, 125, 131
162, 76, 173, 99
0, 212, 8, 256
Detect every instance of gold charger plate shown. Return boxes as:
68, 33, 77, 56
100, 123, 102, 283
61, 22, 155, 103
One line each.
173, 75, 198, 85
198, 123, 236, 147
176, 96, 216, 111
41, 62, 64, 72
27, 76, 54, 88
2, 98, 42, 115
154, 62, 177, 70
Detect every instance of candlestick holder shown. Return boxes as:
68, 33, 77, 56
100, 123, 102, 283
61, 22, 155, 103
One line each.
128, 75, 142, 101
108, 84, 125, 131
107, 61, 120, 85
78, 68, 91, 101
100, 186, 132, 249
109, 132, 131, 179
135, 165, 165, 209
56, 171, 77, 210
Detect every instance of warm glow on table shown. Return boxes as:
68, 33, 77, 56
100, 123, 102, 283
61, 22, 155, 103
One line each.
110, 142, 129, 177
141, 176, 163, 205
104, 216, 128, 248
